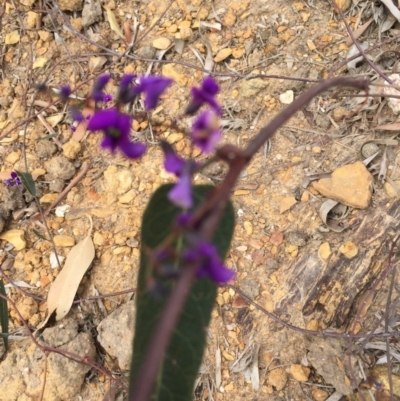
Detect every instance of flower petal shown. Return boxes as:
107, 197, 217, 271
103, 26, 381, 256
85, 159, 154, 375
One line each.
87, 109, 119, 131
168, 173, 193, 209
119, 140, 147, 159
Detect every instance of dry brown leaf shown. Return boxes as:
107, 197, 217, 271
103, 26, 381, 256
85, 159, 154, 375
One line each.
72, 104, 94, 141
41, 216, 94, 325
106, 8, 124, 39
375, 122, 400, 130
345, 18, 373, 46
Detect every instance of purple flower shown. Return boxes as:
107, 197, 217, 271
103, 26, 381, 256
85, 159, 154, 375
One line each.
161, 141, 186, 175
59, 85, 71, 100
88, 109, 146, 159
103, 94, 113, 103
70, 107, 85, 123
133, 76, 173, 110
4, 171, 21, 187
91, 74, 111, 101
191, 111, 221, 154
186, 77, 221, 116
168, 171, 193, 209
161, 141, 194, 209
118, 74, 136, 104
185, 242, 234, 284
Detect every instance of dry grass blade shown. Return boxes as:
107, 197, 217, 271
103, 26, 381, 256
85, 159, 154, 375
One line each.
40, 216, 95, 326
106, 8, 125, 39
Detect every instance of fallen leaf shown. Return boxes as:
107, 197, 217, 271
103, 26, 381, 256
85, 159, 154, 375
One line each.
106, 8, 125, 39
72, 103, 94, 141
319, 199, 349, 233
42, 216, 94, 325
375, 122, 400, 130
46, 112, 64, 127
345, 19, 373, 46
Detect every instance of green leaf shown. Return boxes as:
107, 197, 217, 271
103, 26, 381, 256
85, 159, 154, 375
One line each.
130, 184, 235, 401
0, 280, 8, 350
15, 171, 36, 197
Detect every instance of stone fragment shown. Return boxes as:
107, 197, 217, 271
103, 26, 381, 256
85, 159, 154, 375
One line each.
119, 189, 136, 204
103, 165, 134, 195
238, 78, 269, 97
24, 11, 40, 28
49, 179, 65, 192
339, 241, 358, 259
54, 235, 75, 247
136, 45, 156, 59
318, 242, 331, 261
384, 181, 399, 198
286, 231, 306, 247
93, 232, 105, 246
313, 162, 373, 209
57, 0, 82, 11
0, 319, 95, 400
312, 387, 329, 401
33, 57, 48, 69
224, 10, 236, 26
214, 48, 232, 62
152, 37, 171, 50
36, 139, 57, 159
89, 56, 107, 72
279, 90, 294, 104
0, 229, 26, 250
268, 367, 288, 390
5, 31, 20, 45
97, 301, 135, 370
40, 193, 58, 203
15, 298, 38, 320
269, 231, 283, 246
232, 48, 245, 58
290, 364, 310, 381
32, 168, 46, 180
5, 150, 21, 164
178, 27, 193, 40
279, 196, 297, 213
334, 0, 352, 11
243, 221, 253, 235
82, 0, 102, 27
38, 30, 53, 42
46, 156, 76, 180
62, 139, 81, 159
361, 142, 380, 159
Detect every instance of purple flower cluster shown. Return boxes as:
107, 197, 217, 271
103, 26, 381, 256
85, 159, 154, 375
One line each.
3, 172, 21, 187
162, 77, 222, 211
85, 74, 172, 159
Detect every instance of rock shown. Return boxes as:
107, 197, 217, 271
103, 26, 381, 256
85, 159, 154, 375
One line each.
286, 231, 306, 247
39, 193, 58, 203
0, 229, 26, 250
339, 241, 358, 259
14, 298, 38, 320
152, 37, 171, 50
243, 221, 253, 235
214, 48, 232, 62
307, 339, 353, 395
5, 150, 21, 164
57, 0, 82, 11
54, 235, 75, 247
103, 165, 134, 195
279, 196, 297, 213
46, 156, 76, 180
93, 232, 105, 246
24, 11, 40, 29
311, 387, 329, 401
38, 30, 52, 42
232, 48, 245, 58
178, 27, 193, 40
5, 31, 20, 45
269, 231, 283, 246
370, 365, 400, 398
238, 78, 269, 97
118, 189, 136, 204
334, 0, 352, 12
136, 45, 156, 59
384, 181, 399, 198
49, 178, 65, 192
33, 57, 48, 69
290, 364, 310, 381
0, 319, 95, 401
313, 162, 373, 209
35, 139, 57, 159
318, 242, 331, 261
82, 0, 102, 27
62, 139, 81, 159
20, 0, 35, 6
312, 146, 322, 154
279, 90, 294, 104
97, 301, 135, 370
239, 278, 259, 299
224, 10, 236, 26
89, 56, 107, 72
361, 142, 379, 159
268, 367, 288, 391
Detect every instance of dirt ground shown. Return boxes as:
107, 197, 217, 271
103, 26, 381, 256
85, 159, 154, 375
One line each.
1, 0, 400, 400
